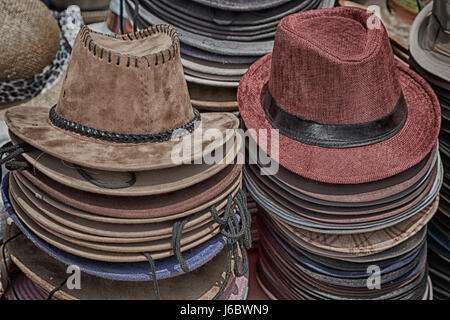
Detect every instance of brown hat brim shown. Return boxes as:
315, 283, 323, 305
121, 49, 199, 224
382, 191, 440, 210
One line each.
5, 106, 239, 172
7, 226, 247, 300
12, 173, 238, 239
272, 196, 438, 255
265, 145, 436, 204
10, 131, 242, 196
9, 193, 220, 263
10, 176, 223, 247
14, 163, 241, 219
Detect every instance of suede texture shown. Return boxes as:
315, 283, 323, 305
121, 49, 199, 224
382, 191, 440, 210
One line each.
10, 131, 241, 196
57, 25, 193, 135
5, 106, 238, 171
16, 168, 240, 226
4, 25, 240, 171
9, 189, 220, 262
15, 163, 242, 219
13, 172, 238, 238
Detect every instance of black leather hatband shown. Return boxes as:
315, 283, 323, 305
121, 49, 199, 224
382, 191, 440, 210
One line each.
263, 91, 408, 148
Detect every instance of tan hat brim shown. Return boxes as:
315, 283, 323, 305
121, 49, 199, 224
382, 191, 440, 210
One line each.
5, 106, 239, 171
10, 131, 241, 196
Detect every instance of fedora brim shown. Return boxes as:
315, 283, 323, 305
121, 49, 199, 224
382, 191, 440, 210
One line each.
245, 161, 437, 220
253, 139, 436, 204
409, 2, 450, 83
182, 44, 258, 65
275, 197, 438, 255
244, 158, 443, 234
190, 0, 291, 12
182, 55, 249, 77
258, 222, 426, 292
188, 82, 238, 111
10, 131, 241, 196
238, 53, 441, 184
5, 106, 239, 172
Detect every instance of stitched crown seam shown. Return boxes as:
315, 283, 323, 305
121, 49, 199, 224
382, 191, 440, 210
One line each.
278, 14, 382, 64
79, 24, 180, 68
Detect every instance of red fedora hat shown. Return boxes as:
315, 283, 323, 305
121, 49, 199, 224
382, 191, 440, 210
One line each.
238, 7, 440, 184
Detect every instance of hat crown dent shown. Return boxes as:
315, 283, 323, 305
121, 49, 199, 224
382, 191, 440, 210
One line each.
424, 0, 450, 57
55, 25, 194, 135
432, 0, 450, 32
268, 7, 403, 125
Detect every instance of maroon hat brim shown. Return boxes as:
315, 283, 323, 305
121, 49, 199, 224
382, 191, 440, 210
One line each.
238, 54, 441, 184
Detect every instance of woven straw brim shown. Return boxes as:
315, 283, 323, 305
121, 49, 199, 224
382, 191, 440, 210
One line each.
238, 53, 441, 184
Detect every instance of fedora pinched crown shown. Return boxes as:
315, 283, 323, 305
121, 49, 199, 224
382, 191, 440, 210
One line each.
54, 24, 195, 139
268, 8, 402, 126
424, 0, 450, 57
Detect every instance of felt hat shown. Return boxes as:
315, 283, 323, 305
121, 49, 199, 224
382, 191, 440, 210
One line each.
4, 25, 239, 172
238, 7, 441, 184
409, 0, 450, 83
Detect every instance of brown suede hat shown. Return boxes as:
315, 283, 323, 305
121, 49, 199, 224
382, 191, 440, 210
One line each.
4, 25, 239, 172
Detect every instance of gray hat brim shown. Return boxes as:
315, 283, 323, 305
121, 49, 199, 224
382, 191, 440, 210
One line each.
409, 2, 450, 83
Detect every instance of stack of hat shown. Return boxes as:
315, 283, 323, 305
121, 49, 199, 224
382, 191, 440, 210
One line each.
339, 0, 431, 65
409, 0, 450, 300
0, 24, 251, 300
239, 7, 441, 299
123, 0, 336, 112
50, 0, 110, 24
0, 0, 82, 244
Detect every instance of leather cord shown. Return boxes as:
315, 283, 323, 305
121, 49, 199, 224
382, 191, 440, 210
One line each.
49, 105, 201, 144
0, 142, 35, 178
120, 0, 125, 34
74, 165, 137, 189
46, 270, 75, 300
142, 252, 161, 300
169, 188, 252, 300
